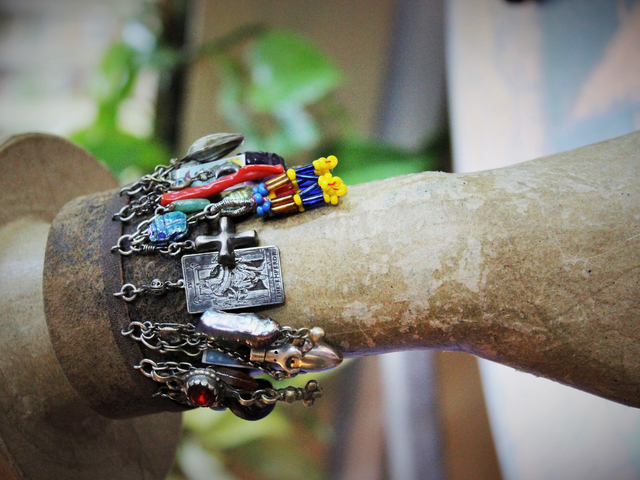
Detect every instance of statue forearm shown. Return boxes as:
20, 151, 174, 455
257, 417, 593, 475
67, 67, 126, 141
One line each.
258, 132, 640, 407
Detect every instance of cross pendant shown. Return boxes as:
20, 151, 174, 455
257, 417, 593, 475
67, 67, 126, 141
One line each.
194, 216, 258, 266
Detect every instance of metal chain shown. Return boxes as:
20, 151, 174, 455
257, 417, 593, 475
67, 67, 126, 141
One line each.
119, 161, 181, 197
279, 326, 320, 353
156, 240, 196, 256
111, 198, 255, 256
135, 359, 194, 380
114, 279, 185, 302
122, 322, 205, 356
115, 163, 178, 221
122, 321, 293, 380
135, 359, 323, 407
115, 160, 244, 221
113, 187, 164, 222
226, 380, 323, 407
169, 169, 216, 191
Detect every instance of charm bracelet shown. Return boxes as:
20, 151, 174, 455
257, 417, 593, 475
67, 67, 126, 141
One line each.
111, 133, 347, 421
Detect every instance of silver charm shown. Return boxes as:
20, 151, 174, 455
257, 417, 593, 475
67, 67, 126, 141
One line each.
181, 246, 285, 313
194, 216, 258, 266
196, 308, 281, 348
135, 360, 323, 416
181, 133, 244, 164
250, 341, 343, 374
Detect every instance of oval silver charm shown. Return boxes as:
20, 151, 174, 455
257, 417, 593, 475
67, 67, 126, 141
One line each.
181, 133, 245, 164
196, 308, 280, 348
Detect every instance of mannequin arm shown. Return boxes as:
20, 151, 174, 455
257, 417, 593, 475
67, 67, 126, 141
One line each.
258, 132, 640, 407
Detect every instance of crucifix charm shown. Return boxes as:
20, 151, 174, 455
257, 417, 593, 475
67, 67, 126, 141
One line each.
194, 216, 258, 265
182, 213, 284, 313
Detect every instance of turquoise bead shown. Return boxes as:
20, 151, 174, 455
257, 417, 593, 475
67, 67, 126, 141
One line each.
148, 211, 188, 243
171, 199, 210, 213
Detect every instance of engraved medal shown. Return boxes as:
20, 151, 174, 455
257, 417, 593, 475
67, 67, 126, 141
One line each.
181, 246, 285, 313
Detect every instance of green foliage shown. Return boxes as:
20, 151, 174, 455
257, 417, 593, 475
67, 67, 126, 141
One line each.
70, 41, 170, 178
71, 22, 436, 184
325, 138, 438, 185
245, 31, 342, 112
90, 42, 139, 107
216, 30, 342, 157
71, 120, 168, 175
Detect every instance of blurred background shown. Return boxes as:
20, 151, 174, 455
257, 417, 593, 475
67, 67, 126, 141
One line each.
1, 0, 639, 479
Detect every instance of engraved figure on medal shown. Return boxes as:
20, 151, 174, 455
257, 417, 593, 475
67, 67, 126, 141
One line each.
182, 246, 285, 313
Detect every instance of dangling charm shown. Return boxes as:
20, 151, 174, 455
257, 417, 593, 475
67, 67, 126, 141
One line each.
184, 369, 221, 408
253, 155, 348, 217
196, 308, 281, 348
148, 211, 189, 243
115, 133, 348, 421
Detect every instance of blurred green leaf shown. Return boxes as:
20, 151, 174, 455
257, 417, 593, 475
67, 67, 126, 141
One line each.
217, 58, 262, 147
70, 124, 169, 176
181, 407, 228, 435
227, 431, 326, 480
90, 42, 139, 108
245, 30, 342, 112
264, 105, 320, 156
147, 45, 188, 70
325, 139, 437, 185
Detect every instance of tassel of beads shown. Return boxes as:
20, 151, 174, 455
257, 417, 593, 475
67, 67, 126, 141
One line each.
253, 156, 347, 217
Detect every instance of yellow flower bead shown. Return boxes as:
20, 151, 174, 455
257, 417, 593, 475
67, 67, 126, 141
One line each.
313, 155, 338, 176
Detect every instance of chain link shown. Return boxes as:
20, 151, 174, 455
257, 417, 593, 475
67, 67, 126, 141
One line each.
122, 321, 293, 379
115, 159, 247, 222
111, 198, 254, 256
114, 279, 185, 302
226, 380, 323, 407
115, 170, 174, 221
135, 359, 323, 407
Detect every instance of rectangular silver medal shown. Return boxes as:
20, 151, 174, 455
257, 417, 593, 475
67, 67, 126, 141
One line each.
181, 246, 285, 313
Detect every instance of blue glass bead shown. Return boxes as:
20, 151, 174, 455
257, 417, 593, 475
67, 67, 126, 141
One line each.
299, 183, 320, 197
263, 199, 271, 212
297, 179, 316, 189
148, 211, 188, 243
295, 165, 315, 174
259, 184, 268, 196
303, 194, 325, 208
254, 192, 263, 204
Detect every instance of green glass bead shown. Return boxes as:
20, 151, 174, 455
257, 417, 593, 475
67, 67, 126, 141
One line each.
171, 199, 210, 213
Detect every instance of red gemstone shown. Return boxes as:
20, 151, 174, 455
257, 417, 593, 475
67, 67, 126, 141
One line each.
187, 383, 216, 407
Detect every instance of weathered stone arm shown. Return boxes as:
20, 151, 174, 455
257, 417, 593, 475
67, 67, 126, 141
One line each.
258, 132, 640, 408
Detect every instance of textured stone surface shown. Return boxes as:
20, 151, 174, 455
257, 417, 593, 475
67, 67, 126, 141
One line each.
0, 133, 182, 480
253, 131, 640, 407
44, 190, 186, 417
